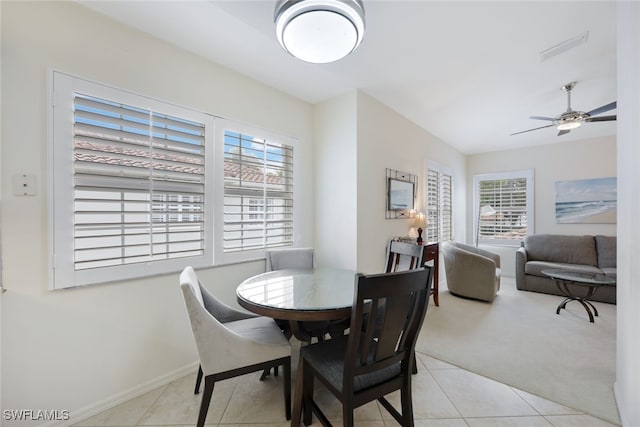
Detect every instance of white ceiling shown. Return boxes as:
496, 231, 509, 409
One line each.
78, 0, 617, 154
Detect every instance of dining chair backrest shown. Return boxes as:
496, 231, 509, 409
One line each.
179, 266, 292, 426
266, 247, 316, 271
181, 265, 205, 307
180, 266, 255, 324
345, 267, 433, 391
385, 240, 426, 273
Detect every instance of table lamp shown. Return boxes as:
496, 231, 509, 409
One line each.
412, 212, 426, 244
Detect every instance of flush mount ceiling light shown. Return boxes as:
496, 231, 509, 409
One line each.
274, 0, 365, 64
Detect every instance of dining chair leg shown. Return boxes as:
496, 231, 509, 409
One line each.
343, 404, 354, 427
283, 358, 292, 420
197, 376, 214, 427
400, 378, 414, 427
412, 352, 418, 375
302, 361, 314, 426
291, 358, 305, 427
194, 364, 203, 394
260, 368, 270, 380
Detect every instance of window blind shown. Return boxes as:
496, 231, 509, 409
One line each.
478, 177, 528, 240
73, 94, 206, 270
426, 168, 453, 242
223, 130, 294, 252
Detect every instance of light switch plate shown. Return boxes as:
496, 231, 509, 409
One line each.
12, 174, 36, 196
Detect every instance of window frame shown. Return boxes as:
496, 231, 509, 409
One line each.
49, 71, 215, 289
425, 160, 454, 243
473, 169, 534, 247
213, 118, 300, 265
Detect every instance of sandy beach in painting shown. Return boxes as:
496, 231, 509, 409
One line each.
578, 208, 617, 224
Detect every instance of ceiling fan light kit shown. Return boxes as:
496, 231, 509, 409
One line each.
274, 0, 365, 64
556, 120, 582, 131
511, 81, 616, 137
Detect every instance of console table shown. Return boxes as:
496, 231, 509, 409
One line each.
422, 242, 440, 306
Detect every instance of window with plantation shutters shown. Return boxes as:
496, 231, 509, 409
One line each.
51, 72, 213, 289
473, 170, 534, 245
426, 163, 453, 243
221, 128, 294, 254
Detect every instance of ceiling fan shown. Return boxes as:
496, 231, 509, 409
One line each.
511, 82, 616, 136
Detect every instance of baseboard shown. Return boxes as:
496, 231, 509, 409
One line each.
613, 381, 626, 427
38, 361, 199, 427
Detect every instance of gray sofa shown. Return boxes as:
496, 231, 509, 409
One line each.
515, 234, 616, 304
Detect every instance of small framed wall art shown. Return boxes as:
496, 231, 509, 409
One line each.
386, 168, 417, 219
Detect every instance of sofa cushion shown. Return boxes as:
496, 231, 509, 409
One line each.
524, 234, 598, 266
595, 235, 616, 268
524, 261, 602, 277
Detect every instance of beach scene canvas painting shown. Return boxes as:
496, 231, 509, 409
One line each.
555, 177, 617, 223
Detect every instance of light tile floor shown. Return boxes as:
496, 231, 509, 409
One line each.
73, 352, 618, 427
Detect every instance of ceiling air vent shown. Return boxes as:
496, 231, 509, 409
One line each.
540, 31, 589, 62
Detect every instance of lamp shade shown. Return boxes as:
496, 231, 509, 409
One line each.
274, 0, 365, 64
412, 212, 426, 228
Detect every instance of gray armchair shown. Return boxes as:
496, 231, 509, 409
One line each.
179, 266, 292, 426
441, 241, 501, 302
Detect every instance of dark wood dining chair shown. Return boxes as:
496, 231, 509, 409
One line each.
385, 240, 427, 273
291, 267, 433, 427
384, 240, 428, 374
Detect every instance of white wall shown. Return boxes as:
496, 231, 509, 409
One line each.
355, 92, 467, 274
313, 93, 358, 270
615, 2, 640, 426
0, 2, 314, 425
467, 136, 617, 276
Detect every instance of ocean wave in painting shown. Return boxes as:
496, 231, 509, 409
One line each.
555, 200, 617, 223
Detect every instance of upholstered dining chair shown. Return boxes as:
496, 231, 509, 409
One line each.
264, 247, 339, 350
265, 247, 316, 271
179, 266, 292, 426
441, 241, 501, 302
291, 267, 433, 427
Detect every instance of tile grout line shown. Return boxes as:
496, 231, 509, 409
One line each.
423, 366, 467, 421
504, 384, 544, 417
134, 382, 171, 426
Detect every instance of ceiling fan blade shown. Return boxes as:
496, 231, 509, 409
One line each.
510, 124, 554, 136
585, 115, 616, 122
529, 116, 556, 121
587, 101, 617, 116
558, 129, 571, 136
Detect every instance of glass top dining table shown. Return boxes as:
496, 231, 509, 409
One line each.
236, 267, 358, 322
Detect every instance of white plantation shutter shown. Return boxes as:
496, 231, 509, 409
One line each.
440, 173, 453, 241
51, 72, 213, 289
222, 130, 294, 253
474, 170, 534, 245
426, 166, 453, 242
73, 94, 206, 269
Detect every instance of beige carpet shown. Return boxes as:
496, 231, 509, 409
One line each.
417, 277, 619, 425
